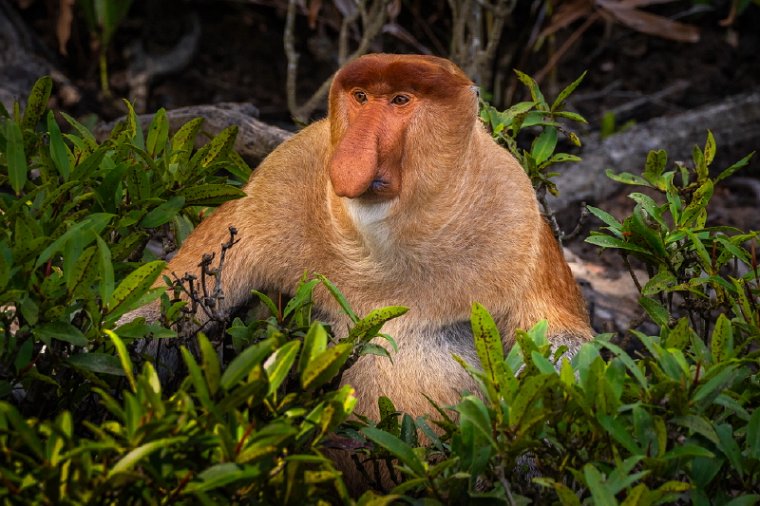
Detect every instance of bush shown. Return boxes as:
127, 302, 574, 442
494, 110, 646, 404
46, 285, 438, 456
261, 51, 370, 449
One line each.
1, 76, 758, 504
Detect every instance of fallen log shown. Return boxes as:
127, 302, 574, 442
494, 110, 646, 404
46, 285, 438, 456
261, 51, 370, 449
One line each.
548, 89, 760, 212
95, 103, 294, 163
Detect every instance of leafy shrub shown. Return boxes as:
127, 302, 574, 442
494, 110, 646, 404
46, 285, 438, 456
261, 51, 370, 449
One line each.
0, 277, 406, 503
0, 76, 247, 416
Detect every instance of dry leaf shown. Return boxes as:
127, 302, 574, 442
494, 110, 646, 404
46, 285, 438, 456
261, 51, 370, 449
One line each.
600, 1, 700, 43
56, 0, 76, 56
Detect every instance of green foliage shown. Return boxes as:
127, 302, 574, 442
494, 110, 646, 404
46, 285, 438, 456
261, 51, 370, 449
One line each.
355, 313, 758, 504
0, 77, 247, 413
1, 76, 758, 504
481, 70, 587, 197
586, 132, 758, 345
0, 274, 406, 503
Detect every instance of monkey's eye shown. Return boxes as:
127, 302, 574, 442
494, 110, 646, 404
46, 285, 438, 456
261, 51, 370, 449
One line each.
391, 94, 410, 106
353, 90, 368, 104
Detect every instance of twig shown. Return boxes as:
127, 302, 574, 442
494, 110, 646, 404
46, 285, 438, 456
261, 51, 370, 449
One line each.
168, 227, 240, 333
562, 202, 589, 242
623, 254, 643, 293
535, 12, 600, 84
537, 185, 564, 247
285, 0, 392, 124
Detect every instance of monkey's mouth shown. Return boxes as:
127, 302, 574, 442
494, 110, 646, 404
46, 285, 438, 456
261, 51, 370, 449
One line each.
369, 178, 389, 192
359, 177, 398, 201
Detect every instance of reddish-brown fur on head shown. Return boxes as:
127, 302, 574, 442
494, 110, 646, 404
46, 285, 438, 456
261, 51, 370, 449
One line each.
327, 54, 477, 200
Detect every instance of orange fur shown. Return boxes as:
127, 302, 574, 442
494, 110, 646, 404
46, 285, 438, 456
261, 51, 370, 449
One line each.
130, 54, 592, 421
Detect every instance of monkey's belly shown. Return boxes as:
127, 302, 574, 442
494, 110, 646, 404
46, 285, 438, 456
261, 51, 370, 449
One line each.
338, 319, 481, 419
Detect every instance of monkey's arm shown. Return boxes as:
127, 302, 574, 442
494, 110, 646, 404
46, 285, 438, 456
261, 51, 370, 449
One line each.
123, 121, 331, 325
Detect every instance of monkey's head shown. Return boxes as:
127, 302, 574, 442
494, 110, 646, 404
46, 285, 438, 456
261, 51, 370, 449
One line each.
327, 54, 478, 202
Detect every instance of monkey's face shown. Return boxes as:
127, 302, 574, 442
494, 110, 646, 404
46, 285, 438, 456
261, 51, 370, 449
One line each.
327, 54, 476, 203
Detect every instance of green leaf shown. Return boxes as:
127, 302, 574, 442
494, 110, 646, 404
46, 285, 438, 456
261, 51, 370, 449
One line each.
96, 235, 114, 303
746, 408, 760, 460
349, 306, 408, 341
378, 396, 400, 435
106, 260, 166, 318
5, 119, 28, 194
359, 343, 392, 359
642, 269, 676, 296
186, 462, 263, 493
265, 340, 300, 395
140, 196, 186, 228
170, 117, 204, 166
362, 427, 425, 476
722, 496, 760, 506
58, 111, 97, 150
22, 76, 53, 131
301, 342, 353, 390
514, 69, 545, 106
47, 111, 71, 180
282, 278, 319, 320
181, 346, 212, 410
587, 206, 622, 230
643, 149, 667, 188
716, 151, 754, 183
685, 230, 713, 274
605, 169, 651, 187
226, 149, 253, 182
67, 352, 124, 375
703, 130, 716, 166
458, 396, 496, 448
33, 321, 88, 347
583, 464, 618, 506
200, 125, 238, 168
630, 207, 666, 258
105, 329, 136, 392
318, 275, 358, 323
400, 414, 418, 447
197, 333, 221, 396
680, 180, 714, 228
0, 401, 44, 459
35, 213, 113, 268
146, 108, 169, 156
693, 364, 744, 407
122, 100, 144, 149
535, 478, 582, 506
639, 296, 669, 326
299, 321, 328, 374
710, 313, 733, 363
66, 245, 98, 298
107, 437, 186, 478
597, 415, 642, 454
551, 71, 587, 111
552, 110, 588, 123
585, 234, 652, 255
470, 303, 506, 399
661, 444, 714, 460
532, 126, 558, 165
178, 184, 246, 206
716, 423, 743, 476
220, 338, 275, 390
629, 192, 666, 228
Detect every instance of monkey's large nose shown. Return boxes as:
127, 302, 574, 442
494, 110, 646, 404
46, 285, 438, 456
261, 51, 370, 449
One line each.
329, 127, 380, 199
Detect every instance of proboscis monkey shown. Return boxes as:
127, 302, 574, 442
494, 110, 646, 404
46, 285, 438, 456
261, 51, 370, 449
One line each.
129, 53, 592, 421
